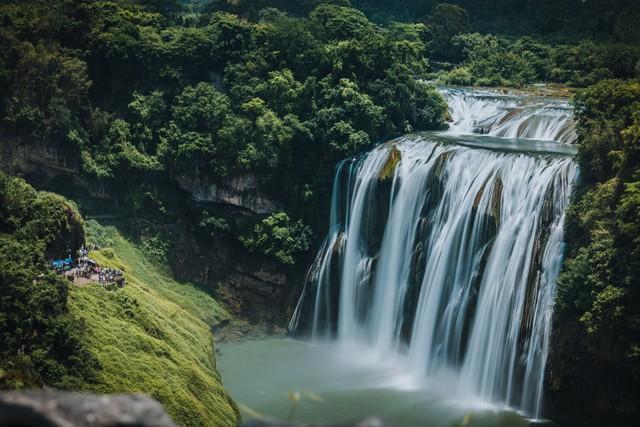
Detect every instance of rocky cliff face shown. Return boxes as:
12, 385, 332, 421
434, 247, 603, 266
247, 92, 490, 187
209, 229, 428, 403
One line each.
169, 225, 291, 330
176, 174, 283, 215
0, 135, 79, 176
0, 136, 296, 336
0, 135, 111, 198
171, 174, 295, 332
545, 316, 639, 427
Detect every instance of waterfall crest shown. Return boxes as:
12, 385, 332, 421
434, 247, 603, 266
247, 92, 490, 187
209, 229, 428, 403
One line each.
289, 88, 578, 419
441, 87, 577, 144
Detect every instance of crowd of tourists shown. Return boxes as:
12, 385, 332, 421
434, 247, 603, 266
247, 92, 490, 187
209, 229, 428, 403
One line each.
97, 267, 125, 287
51, 245, 125, 289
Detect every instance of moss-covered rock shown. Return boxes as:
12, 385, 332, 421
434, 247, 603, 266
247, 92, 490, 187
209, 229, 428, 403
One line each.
378, 145, 401, 182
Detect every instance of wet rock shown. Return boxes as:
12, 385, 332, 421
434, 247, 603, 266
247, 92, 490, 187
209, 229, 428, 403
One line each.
166, 219, 291, 330
546, 316, 640, 426
378, 145, 401, 182
0, 390, 177, 427
0, 135, 80, 177
215, 261, 288, 325
490, 177, 502, 228
433, 151, 450, 182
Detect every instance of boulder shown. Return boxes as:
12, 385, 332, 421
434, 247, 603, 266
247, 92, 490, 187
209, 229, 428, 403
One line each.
0, 391, 177, 427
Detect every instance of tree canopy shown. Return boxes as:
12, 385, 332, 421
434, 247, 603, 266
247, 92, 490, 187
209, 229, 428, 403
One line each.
0, 172, 96, 389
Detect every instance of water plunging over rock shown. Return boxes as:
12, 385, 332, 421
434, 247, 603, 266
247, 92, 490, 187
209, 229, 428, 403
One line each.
291, 88, 578, 419
440, 87, 577, 144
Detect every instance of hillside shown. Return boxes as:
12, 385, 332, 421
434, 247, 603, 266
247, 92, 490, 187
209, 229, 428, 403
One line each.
0, 1, 639, 426
0, 171, 238, 426
70, 220, 239, 427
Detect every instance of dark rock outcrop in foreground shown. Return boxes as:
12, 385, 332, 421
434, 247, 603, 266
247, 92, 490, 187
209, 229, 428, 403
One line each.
0, 391, 177, 427
0, 391, 394, 427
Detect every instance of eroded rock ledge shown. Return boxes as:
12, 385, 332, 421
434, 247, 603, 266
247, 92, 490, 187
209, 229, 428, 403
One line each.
176, 174, 282, 214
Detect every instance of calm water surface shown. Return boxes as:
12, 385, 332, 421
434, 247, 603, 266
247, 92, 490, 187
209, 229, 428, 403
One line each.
218, 338, 557, 427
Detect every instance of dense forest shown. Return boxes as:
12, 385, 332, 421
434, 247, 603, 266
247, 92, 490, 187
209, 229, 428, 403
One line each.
355, 0, 640, 39
552, 79, 640, 424
0, 172, 94, 388
0, 0, 639, 426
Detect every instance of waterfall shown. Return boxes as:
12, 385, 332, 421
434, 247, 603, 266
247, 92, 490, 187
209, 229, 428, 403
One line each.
441, 87, 577, 144
289, 87, 578, 419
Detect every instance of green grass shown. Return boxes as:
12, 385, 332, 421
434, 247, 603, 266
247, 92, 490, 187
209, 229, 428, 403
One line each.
68, 220, 239, 427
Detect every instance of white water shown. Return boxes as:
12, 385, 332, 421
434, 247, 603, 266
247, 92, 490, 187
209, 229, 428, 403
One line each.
290, 88, 578, 420
441, 87, 577, 144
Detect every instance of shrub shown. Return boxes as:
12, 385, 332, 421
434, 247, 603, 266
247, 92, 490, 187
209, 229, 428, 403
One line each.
557, 80, 640, 368
241, 212, 313, 265
444, 67, 473, 86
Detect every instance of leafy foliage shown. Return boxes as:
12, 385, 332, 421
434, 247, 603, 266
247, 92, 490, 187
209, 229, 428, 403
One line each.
0, 172, 96, 389
242, 212, 313, 265
199, 212, 230, 238
0, 173, 85, 258
427, 3, 470, 62
0, 40, 91, 147
353, 0, 640, 43
0, 2, 638, 424
557, 80, 640, 369
572, 80, 640, 182
442, 34, 640, 87
0, 0, 448, 235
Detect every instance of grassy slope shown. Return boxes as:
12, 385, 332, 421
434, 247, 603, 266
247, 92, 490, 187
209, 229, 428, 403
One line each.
68, 220, 239, 427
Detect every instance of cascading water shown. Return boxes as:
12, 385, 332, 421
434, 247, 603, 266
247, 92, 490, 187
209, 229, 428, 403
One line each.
441, 87, 577, 144
290, 87, 578, 420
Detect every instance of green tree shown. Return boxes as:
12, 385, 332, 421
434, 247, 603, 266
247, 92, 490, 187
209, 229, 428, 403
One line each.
0, 172, 96, 389
309, 4, 374, 41
573, 80, 640, 183
452, 33, 537, 86
313, 78, 384, 154
427, 3, 470, 62
128, 91, 168, 154
241, 212, 313, 265
1, 42, 91, 146
557, 80, 640, 395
